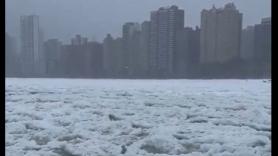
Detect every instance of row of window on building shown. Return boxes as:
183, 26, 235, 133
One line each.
5, 3, 271, 78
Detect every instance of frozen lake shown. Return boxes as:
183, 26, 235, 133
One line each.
5, 78, 271, 156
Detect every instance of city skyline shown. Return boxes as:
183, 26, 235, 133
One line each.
6, 0, 271, 44
5, 2, 272, 156
5, 3, 271, 78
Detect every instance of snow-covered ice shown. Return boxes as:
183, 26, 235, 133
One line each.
5, 78, 271, 156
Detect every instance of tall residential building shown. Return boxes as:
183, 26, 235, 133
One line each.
200, 3, 242, 64
5, 33, 19, 77
149, 6, 184, 76
254, 17, 271, 62
20, 15, 44, 76
129, 28, 142, 76
240, 26, 255, 61
71, 34, 88, 45
139, 21, 151, 76
254, 17, 271, 77
61, 35, 103, 78
103, 34, 114, 75
103, 34, 124, 76
122, 22, 141, 76
39, 29, 45, 75
113, 37, 124, 76
43, 39, 62, 76
62, 35, 90, 77
86, 41, 103, 77
175, 26, 200, 77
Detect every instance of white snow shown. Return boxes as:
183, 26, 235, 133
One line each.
5, 78, 271, 156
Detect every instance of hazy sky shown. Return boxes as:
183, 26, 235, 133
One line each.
6, 0, 271, 44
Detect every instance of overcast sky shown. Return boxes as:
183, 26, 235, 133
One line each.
6, 0, 271, 44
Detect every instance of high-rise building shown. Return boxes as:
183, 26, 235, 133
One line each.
240, 26, 255, 61
254, 17, 271, 62
60, 44, 71, 77
63, 35, 89, 77
43, 39, 62, 76
71, 34, 88, 46
61, 35, 103, 78
86, 41, 103, 77
5, 33, 19, 77
149, 6, 184, 76
122, 22, 141, 76
175, 26, 200, 77
39, 28, 45, 75
113, 37, 124, 77
189, 26, 201, 71
103, 34, 114, 76
254, 17, 271, 77
139, 21, 151, 76
129, 29, 142, 76
200, 3, 242, 64
20, 15, 44, 76
103, 34, 124, 77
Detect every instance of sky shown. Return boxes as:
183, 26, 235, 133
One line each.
6, 0, 271, 44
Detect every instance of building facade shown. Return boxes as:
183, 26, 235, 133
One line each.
149, 6, 184, 76
175, 26, 200, 77
71, 34, 88, 46
200, 3, 242, 64
103, 34, 124, 77
103, 34, 114, 76
20, 15, 44, 76
43, 39, 62, 76
122, 22, 141, 76
86, 41, 103, 77
5, 33, 19, 77
139, 21, 151, 76
254, 17, 271, 62
61, 35, 103, 78
240, 26, 255, 61
254, 17, 271, 77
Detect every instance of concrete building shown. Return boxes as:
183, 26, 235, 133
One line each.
60, 45, 71, 77
103, 34, 124, 76
122, 22, 141, 76
61, 35, 103, 78
20, 15, 44, 76
254, 17, 271, 77
240, 26, 255, 61
175, 26, 200, 77
139, 21, 151, 76
71, 34, 88, 46
5, 33, 19, 77
200, 3, 242, 64
86, 41, 103, 77
149, 6, 184, 76
129, 28, 142, 76
254, 17, 271, 62
113, 38, 124, 76
39, 29, 45, 75
103, 34, 114, 76
105, 21, 150, 77
43, 39, 62, 76
189, 27, 201, 71
61, 35, 89, 77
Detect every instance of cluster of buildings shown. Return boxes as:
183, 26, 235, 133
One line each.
240, 17, 271, 77
5, 3, 271, 78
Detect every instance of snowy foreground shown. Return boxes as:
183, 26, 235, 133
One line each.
6, 79, 271, 156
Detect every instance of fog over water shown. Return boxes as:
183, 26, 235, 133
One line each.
6, 0, 271, 44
